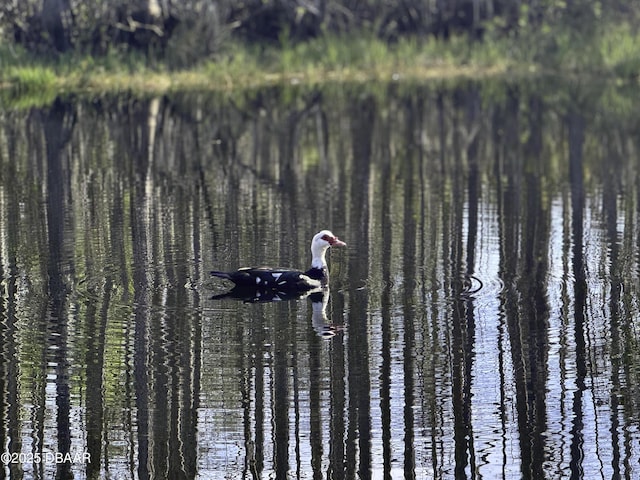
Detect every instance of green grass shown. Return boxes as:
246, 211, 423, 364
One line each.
0, 23, 639, 103
8, 65, 57, 93
201, 33, 518, 90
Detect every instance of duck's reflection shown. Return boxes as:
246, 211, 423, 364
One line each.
211, 286, 342, 338
307, 289, 342, 338
211, 285, 314, 303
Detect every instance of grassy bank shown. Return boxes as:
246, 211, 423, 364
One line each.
1, 34, 509, 96
2, 24, 640, 99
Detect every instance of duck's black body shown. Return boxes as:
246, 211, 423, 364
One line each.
210, 266, 327, 291
210, 230, 345, 292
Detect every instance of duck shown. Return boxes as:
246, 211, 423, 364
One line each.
210, 230, 346, 291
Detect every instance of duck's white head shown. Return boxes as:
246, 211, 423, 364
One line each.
310, 230, 346, 269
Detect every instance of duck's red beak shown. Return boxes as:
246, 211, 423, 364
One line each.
330, 236, 346, 247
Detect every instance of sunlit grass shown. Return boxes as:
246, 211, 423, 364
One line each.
8, 65, 57, 93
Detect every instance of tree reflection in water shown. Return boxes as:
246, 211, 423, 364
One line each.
0, 81, 639, 478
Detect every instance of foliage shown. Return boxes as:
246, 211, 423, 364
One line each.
1, 0, 639, 63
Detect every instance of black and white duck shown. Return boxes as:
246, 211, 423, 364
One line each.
210, 230, 346, 291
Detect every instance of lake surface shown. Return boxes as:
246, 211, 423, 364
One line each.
1, 78, 640, 479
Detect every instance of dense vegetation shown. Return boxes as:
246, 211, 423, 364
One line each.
3, 0, 637, 55
1, 0, 639, 94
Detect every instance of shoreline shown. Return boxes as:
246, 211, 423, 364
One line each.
2, 28, 639, 101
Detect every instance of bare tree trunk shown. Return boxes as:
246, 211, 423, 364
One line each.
41, 0, 72, 51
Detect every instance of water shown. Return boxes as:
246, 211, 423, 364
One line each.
1, 79, 640, 479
